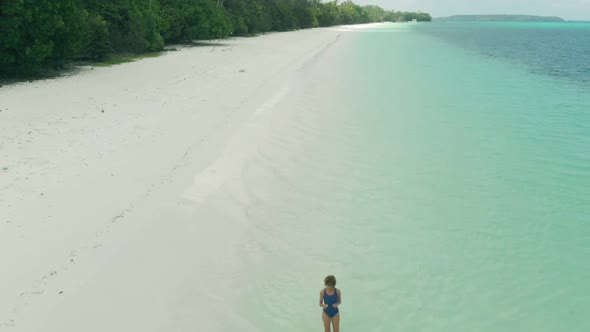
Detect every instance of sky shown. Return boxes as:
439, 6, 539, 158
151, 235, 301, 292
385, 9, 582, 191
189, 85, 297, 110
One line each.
352, 0, 590, 20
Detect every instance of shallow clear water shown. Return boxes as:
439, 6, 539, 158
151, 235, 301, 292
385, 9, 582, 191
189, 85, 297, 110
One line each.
225, 23, 590, 331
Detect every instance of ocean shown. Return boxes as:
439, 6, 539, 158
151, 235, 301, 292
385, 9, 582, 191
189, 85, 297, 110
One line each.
224, 22, 590, 331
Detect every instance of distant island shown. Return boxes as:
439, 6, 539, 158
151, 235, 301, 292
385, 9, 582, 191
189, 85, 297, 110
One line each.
434, 15, 565, 22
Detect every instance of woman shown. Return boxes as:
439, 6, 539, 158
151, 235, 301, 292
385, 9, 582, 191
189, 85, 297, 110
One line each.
319, 275, 341, 332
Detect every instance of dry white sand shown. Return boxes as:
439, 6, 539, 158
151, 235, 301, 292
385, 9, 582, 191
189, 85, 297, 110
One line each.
0, 25, 374, 331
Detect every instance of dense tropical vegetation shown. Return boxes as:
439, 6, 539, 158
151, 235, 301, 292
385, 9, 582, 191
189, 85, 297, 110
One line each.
0, 0, 431, 76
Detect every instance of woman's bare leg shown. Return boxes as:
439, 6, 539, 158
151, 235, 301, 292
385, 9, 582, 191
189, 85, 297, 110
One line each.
322, 312, 331, 332
332, 313, 340, 332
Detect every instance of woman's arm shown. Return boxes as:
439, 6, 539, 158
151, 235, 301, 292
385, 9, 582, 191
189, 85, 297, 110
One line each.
334, 289, 342, 307
319, 290, 326, 308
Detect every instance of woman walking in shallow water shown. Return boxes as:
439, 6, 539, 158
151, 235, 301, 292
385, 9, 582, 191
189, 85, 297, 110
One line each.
320, 275, 341, 332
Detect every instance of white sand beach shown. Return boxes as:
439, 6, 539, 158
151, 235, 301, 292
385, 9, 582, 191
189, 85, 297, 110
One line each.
0, 24, 388, 330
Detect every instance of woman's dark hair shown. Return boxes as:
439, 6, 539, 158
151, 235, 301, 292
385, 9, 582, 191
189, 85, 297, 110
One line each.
324, 275, 336, 287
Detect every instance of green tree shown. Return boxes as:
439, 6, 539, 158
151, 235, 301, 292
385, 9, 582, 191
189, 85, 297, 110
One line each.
267, 0, 296, 31
360, 5, 384, 23
81, 0, 163, 53
293, 0, 318, 29
1, 0, 431, 76
316, 0, 339, 27
160, 0, 231, 42
244, 0, 273, 33
224, 0, 249, 34
83, 12, 111, 59
338, 1, 362, 24
0, 0, 86, 75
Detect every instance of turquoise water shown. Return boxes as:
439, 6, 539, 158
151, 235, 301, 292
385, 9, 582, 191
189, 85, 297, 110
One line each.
418, 22, 590, 84
226, 23, 590, 331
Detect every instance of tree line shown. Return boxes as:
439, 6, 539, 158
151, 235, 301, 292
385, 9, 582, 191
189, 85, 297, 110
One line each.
0, 0, 431, 76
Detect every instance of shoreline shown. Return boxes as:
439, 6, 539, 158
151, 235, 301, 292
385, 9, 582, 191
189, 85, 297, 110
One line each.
0, 24, 368, 330
0, 22, 395, 87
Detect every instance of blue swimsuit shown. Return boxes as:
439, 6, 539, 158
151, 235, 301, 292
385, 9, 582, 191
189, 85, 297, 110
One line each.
323, 288, 339, 318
